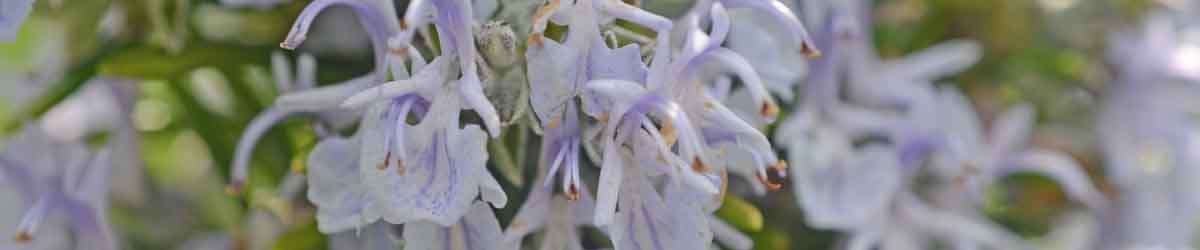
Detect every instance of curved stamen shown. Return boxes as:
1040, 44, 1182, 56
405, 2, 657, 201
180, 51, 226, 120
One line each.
391, 0, 432, 48
687, 48, 777, 118
282, 0, 391, 82
562, 143, 576, 200
390, 98, 416, 174
567, 141, 582, 200
14, 196, 53, 243
719, 0, 819, 58
229, 109, 313, 196
708, 3, 732, 47
543, 142, 571, 188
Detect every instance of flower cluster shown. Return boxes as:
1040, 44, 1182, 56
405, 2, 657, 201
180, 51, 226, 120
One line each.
8, 0, 1200, 249
775, 0, 1104, 249
1095, 7, 1200, 249
227, 0, 820, 248
1, 77, 139, 250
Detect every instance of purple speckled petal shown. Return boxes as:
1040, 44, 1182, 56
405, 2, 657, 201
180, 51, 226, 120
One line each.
403, 202, 511, 250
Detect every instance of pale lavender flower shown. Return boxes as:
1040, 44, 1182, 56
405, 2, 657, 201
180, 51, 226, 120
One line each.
280, 0, 511, 232
927, 87, 1106, 211
0, 125, 117, 250
1096, 10, 1200, 249
353, 0, 503, 137
774, 2, 1052, 249
0, 0, 34, 42
523, 0, 659, 200
581, 0, 820, 222
39, 78, 147, 205
304, 106, 506, 232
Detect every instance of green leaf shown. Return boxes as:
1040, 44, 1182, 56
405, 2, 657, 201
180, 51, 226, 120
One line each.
98, 43, 271, 80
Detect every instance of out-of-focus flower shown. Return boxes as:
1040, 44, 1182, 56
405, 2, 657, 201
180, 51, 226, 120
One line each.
0, 125, 117, 250
927, 88, 1105, 210
40, 78, 148, 205
523, 0, 657, 200
773, 1, 1097, 249
1096, 9, 1200, 249
0, 0, 35, 42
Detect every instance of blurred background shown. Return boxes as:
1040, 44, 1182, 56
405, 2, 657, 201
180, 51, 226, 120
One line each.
0, 0, 1184, 249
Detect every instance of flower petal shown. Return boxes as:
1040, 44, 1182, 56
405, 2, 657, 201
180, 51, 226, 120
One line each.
402, 202, 511, 250
882, 39, 982, 82
795, 143, 903, 230
306, 136, 379, 233
988, 104, 1035, 159
525, 37, 582, 127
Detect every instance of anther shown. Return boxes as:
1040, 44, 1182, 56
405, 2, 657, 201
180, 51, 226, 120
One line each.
756, 173, 783, 191
801, 43, 822, 59
399, 19, 409, 30
596, 112, 610, 123
225, 183, 243, 197
773, 160, 788, 171
390, 46, 409, 56
661, 120, 678, 148
528, 33, 546, 49
760, 101, 779, 118
13, 231, 31, 243
396, 160, 406, 176
692, 157, 710, 173
566, 184, 580, 201
546, 116, 561, 129
377, 152, 392, 170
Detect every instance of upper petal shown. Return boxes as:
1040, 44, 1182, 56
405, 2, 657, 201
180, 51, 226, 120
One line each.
525, 37, 583, 127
